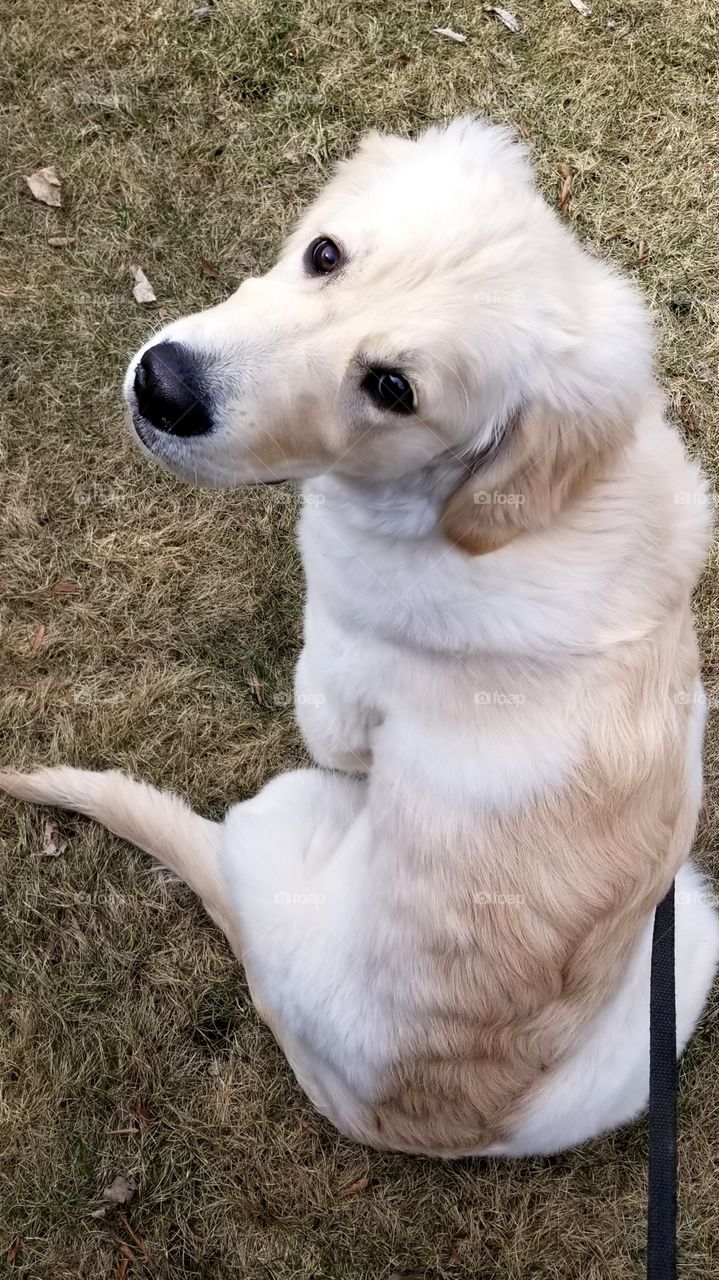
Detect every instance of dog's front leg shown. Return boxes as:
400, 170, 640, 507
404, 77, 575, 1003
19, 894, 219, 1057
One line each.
293, 603, 379, 775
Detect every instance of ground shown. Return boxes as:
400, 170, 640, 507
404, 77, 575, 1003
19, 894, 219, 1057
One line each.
1, 1, 718, 1277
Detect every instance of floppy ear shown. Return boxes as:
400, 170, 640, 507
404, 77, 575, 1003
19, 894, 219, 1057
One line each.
441, 242, 655, 556
440, 403, 628, 557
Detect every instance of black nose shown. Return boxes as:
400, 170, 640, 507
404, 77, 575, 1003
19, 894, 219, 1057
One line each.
133, 342, 213, 437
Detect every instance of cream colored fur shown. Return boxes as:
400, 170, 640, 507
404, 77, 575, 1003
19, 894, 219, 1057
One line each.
3, 119, 717, 1156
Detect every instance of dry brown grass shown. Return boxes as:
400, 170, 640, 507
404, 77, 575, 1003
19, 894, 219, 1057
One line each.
1, 0, 718, 1276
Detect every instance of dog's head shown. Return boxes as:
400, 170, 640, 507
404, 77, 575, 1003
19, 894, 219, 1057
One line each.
125, 118, 653, 553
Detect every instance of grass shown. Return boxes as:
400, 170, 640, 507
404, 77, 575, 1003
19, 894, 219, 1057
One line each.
1, 0, 718, 1276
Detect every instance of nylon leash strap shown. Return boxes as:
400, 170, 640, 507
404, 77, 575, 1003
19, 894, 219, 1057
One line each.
647, 881, 677, 1280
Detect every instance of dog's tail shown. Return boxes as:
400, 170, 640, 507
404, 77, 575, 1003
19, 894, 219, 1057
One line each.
0, 766, 225, 914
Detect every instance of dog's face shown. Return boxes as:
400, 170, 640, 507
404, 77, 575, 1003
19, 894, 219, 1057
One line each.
124, 119, 653, 546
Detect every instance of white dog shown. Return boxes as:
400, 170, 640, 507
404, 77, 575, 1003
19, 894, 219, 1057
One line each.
3, 119, 717, 1157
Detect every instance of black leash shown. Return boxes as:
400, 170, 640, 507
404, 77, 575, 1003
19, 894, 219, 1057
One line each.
647, 881, 677, 1280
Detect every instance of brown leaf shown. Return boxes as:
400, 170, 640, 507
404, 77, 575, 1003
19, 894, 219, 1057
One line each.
558, 164, 573, 217
31, 623, 46, 651
249, 674, 263, 704
52, 581, 80, 594
119, 1214, 155, 1267
340, 1174, 370, 1196
25, 166, 62, 206
47, 235, 74, 247
108, 1128, 140, 1136
201, 257, 219, 278
118, 1257, 131, 1280
136, 1101, 154, 1128
41, 819, 67, 858
628, 239, 650, 268
102, 1174, 137, 1206
7, 1237, 22, 1265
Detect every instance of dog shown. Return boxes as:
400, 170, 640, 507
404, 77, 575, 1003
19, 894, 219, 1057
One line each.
3, 118, 717, 1157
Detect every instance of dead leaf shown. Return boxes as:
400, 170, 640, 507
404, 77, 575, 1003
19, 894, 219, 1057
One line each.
41, 819, 67, 858
131, 266, 156, 305
249, 674, 263, 704
628, 239, 649, 267
558, 164, 573, 216
31, 623, 46, 651
201, 257, 219, 278
433, 26, 467, 43
25, 165, 62, 206
47, 235, 74, 247
89, 1206, 108, 1219
192, 3, 213, 18
340, 1174, 370, 1196
119, 1215, 155, 1268
136, 1101, 154, 1128
569, 0, 592, 14
7, 1237, 22, 1265
484, 6, 520, 32
102, 1174, 137, 1206
108, 1127, 140, 1136
52, 581, 80, 594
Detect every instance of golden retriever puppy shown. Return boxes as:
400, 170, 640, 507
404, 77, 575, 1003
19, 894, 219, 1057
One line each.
3, 119, 717, 1156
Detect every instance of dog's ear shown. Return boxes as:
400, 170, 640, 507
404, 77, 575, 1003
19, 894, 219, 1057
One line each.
442, 248, 655, 557
440, 403, 627, 557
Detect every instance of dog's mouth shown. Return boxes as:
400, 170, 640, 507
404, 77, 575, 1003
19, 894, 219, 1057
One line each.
127, 399, 288, 489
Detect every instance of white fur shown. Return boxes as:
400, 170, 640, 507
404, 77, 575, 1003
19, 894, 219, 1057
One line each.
3, 119, 717, 1156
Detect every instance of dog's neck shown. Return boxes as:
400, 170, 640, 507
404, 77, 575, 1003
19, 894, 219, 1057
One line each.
304, 452, 475, 541
298, 417, 706, 660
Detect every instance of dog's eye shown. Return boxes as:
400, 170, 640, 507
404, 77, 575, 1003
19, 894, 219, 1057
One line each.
308, 237, 342, 274
363, 368, 415, 416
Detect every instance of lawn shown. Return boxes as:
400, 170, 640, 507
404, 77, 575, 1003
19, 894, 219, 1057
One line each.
1, 1, 718, 1277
